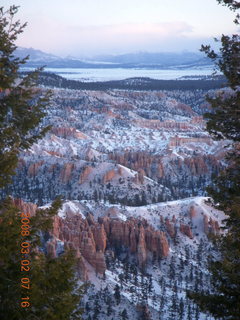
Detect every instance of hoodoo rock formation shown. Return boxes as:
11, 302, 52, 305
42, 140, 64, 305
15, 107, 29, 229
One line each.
79, 166, 93, 184
137, 226, 147, 268
51, 127, 87, 140
99, 216, 169, 267
12, 197, 223, 282
27, 161, 44, 177
13, 198, 37, 216
180, 223, 193, 239
11, 199, 169, 276
168, 136, 211, 148
103, 169, 117, 183
50, 212, 170, 274
203, 214, 220, 235
165, 218, 176, 238
50, 209, 172, 273
60, 163, 75, 183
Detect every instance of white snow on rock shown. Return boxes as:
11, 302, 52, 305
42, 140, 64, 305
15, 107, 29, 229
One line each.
58, 200, 86, 219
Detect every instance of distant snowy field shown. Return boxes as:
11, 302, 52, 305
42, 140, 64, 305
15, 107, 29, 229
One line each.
21, 66, 215, 82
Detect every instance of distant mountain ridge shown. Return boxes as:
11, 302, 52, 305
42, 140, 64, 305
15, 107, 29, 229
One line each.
16, 47, 60, 62
16, 47, 213, 69
89, 51, 211, 66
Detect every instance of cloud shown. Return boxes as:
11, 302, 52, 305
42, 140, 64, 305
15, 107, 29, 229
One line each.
17, 20, 203, 56
87, 21, 193, 36
63, 21, 194, 55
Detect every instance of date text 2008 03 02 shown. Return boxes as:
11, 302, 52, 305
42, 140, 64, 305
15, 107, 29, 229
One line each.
20, 211, 31, 308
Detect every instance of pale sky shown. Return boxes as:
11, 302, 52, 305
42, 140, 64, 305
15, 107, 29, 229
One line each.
1, 0, 238, 57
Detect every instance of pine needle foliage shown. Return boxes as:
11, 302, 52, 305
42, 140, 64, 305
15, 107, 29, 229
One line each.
0, 5, 51, 188
188, 1, 240, 319
0, 6, 84, 319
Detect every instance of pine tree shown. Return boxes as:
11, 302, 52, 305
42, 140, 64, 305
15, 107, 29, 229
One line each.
114, 284, 121, 305
188, 1, 240, 319
0, 197, 84, 319
147, 274, 153, 296
30, 250, 84, 320
93, 296, 101, 319
106, 298, 114, 317
121, 308, 129, 320
0, 6, 84, 319
159, 294, 166, 319
138, 304, 152, 320
187, 304, 192, 320
0, 5, 51, 188
118, 272, 124, 288
0, 198, 23, 319
179, 298, 185, 320
168, 291, 178, 320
